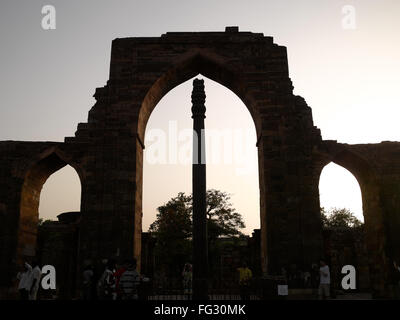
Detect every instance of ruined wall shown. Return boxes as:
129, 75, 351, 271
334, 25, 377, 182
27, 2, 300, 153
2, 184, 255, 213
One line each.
0, 28, 398, 299
66, 28, 324, 275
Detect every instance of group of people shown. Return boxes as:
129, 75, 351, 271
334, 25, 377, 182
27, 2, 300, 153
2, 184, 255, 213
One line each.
282, 263, 321, 289
180, 261, 253, 300
13, 257, 400, 300
281, 260, 331, 299
16, 260, 42, 300
82, 258, 146, 300
12, 257, 334, 301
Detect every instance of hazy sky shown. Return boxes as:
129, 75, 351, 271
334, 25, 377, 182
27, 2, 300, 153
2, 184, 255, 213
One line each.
1, 1, 399, 234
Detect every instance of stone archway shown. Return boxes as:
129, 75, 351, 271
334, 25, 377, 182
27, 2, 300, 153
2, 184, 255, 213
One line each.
136, 53, 264, 273
315, 142, 390, 296
74, 29, 324, 275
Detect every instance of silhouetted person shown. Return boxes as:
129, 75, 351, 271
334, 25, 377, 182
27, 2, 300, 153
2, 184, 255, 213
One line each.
288, 264, 298, 287
17, 262, 32, 300
237, 262, 252, 300
318, 260, 330, 300
114, 259, 129, 300
119, 258, 141, 300
98, 259, 116, 300
280, 267, 287, 281
303, 269, 311, 288
29, 260, 42, 300
90, 262, 101, 300
392, 261, 400, 299
182, 263, 193, 296
311, 263, 319, 288
82, 264, 94, 300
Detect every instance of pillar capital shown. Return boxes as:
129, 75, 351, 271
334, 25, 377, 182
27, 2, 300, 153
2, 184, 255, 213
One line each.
191, 78, 206, 119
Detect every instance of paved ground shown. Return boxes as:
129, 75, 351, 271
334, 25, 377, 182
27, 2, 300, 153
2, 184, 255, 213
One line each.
335, 293, 373, 300
147, 293, 373, 300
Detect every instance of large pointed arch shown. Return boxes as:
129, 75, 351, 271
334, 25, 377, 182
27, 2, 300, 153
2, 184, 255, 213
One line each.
137, 51, 261, 142
132, 50, 266, 273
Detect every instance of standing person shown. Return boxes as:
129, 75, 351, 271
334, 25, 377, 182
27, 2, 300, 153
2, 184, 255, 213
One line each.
114, 260, 129, 300
280, 267, 287, 281
82, 264, 94, 300
311, 263, 319, 288
182, 263, 193, 296
119, 258, 141, 300
17, 262, 32, 300
318, 260, 331, 300
237, 262, 252, 301
29, 260, 42, 300
304, 269, 311, 288
392, 261, 400, 299
98, 259, 116, 300
90, 262, 100, 300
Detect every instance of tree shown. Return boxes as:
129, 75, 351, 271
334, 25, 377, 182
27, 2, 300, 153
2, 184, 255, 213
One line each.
321, 207, 363, 229
205, 189, 245, 240
320, 208, 365, 286
149, 189, 246, 241
149, 192, 192, 279
149, 192, 192, 240
149, 189, 246, 278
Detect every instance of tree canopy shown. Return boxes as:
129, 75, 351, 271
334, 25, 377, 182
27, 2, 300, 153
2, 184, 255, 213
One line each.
149, 192, 192, 241
321, 207, 363, 229
149, 189, 246, 240
148, 190, 246, 277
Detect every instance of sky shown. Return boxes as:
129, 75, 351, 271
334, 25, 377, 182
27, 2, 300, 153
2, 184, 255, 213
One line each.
1, 1, 399, 234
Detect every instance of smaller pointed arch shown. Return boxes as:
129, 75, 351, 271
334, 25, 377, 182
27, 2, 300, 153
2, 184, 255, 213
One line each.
17, 148, 83, 265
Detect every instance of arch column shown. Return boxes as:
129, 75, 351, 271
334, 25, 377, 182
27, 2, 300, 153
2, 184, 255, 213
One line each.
360, 179, 388, 296
380, 177, 400, 263
77, 129, 143, 269
257, 107, 324, 274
